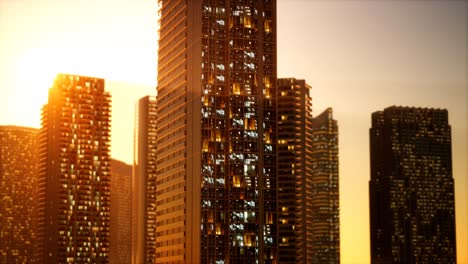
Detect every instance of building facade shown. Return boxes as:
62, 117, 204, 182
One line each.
310, 108, 339, 263
369, 106, 456, 263
110, 159, 132, 264
155, 0, 277, 262
133, 96, 157, 264
36, 74, 111, 263
277, 78, 339, 263
277, 78, 313, 263
0, 126, 38, 263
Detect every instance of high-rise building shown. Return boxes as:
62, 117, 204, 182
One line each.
277, 78, 339, 263
133, 96, 157, 264
155, 1, 277, 262
0, 126, 38, 263
277, 78, 313, 263
369, 106, 456, 263
36, 73, 111, 263
310, 108, 339, 263
110, 159, 132, 264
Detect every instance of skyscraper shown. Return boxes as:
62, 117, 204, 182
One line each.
369, 106, 456, 263
310, 108, 339, 263
110, 159, 132, 264
155, 1, 277, 262
36, 74, 111, 263
133, 96, 157, 264
277, 78, 313, 263
0, 126, 38, 263
277, 78, 339, 263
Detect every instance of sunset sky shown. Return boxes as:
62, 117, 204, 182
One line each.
0, 0, 466, 263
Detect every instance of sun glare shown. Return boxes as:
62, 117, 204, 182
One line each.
6, 49, 58, 127
9, 45, 105, 126
18, 49, 57, 91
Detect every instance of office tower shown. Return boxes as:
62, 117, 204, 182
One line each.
369, 106, 456, 263
133, 96, 157, 264
0, 126, 38, 263
110, 159, 132, 264
310, 108, 339, 263
36, 74, 111, 263
155, 1, 277, 263
277, 78, 339, 263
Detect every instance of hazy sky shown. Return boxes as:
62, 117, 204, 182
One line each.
1, 0, 466, 263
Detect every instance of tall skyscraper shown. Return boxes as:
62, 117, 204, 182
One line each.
369, 106, 456, 263
110, 159, 132, 264
277, 78, 313, 263
310, 108, 339, 263
0, 126, 38, 263
36, 74, 111, 263
155, 1, 277, 262
133, 96, 157, 264
277, 78, 339, 263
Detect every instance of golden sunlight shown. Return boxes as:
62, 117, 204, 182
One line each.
16, 49, 57, 96
8, 46, 105, 127
6, 48, 57, 127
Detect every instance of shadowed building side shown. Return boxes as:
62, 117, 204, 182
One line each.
133, 96, 157, 264
110, 159, 132, 264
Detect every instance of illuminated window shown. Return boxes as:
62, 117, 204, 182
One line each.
264, 20, 272, 33
232, 83, 241, 95
232, 175, 242, 188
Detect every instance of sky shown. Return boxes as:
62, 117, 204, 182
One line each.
0, 0, 466, 263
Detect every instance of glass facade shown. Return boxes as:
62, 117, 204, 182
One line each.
200, 1, 277, 263
0, 126, 38, 263
369, 106, 456, 263
36, 74, 111, 263
156, 0, 277, 263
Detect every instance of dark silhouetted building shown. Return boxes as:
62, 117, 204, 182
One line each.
369, 106, 456, 263
36, 74, 111, 263
310, 108, 339, 263
277, 78, 339, 263
155, 0, 277, 262
133, 96, 157, 264
0, 126, 38, 263
110, 159, 132, 264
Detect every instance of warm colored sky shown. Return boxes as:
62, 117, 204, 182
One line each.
0, 0, 466, 263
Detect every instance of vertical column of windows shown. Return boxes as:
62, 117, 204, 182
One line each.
198, 1, 277, 262
201, 1, 229, 262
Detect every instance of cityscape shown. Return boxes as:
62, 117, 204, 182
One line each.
1, 0, 467, 263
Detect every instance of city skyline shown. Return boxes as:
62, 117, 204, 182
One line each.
0, 0, 466, 263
